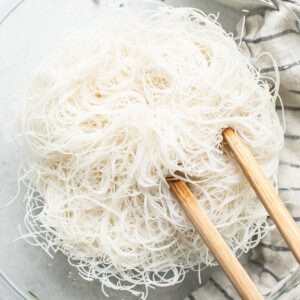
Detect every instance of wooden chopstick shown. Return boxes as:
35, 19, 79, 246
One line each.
168, 179, 263, 299
168, 127, 300, 299
223, 127, 300, 264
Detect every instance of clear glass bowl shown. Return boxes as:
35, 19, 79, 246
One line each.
0, 1, 298, 299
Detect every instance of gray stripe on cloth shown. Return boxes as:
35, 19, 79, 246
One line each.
260, 60, 300, 73
279, 187, 300, 191
284, 134, 300, 140
242, 29, 300, 44
210, 278, 234, 300
287, 89, 300, 94
260, 242, 290, 252
280, 161, 300, 168
249, 259, 281, 282
276, 105, 300, 111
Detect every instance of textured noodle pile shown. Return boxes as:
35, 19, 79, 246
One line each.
18, 6, 283, 298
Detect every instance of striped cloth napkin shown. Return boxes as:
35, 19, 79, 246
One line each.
187, 1, 300, 299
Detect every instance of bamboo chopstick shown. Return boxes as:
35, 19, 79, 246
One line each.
223, 127, 300, 264
168, 179, 263, 300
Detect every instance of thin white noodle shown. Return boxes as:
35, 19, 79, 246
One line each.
16, 6, 283, 298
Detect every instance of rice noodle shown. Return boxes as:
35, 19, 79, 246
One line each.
17, 6, 283, 298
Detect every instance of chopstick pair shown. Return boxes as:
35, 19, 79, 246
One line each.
167, 127, 300, 300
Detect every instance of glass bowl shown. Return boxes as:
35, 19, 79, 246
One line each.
0, 1, 298, 299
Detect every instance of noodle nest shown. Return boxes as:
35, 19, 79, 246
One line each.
19, 6, 283, 298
